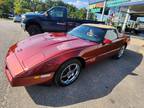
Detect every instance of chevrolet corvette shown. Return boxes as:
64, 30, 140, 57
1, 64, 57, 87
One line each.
4, 24, 130, 87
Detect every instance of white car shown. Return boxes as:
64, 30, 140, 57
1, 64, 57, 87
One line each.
13, 15, 21, 22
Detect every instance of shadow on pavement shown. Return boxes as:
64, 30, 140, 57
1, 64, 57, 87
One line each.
25, 49, 143, 107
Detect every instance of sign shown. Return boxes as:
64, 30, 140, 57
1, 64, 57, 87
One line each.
121, 0, 144, 6
89, 1, 104, 14
106, 0, 144, 7
89, 2, 104, 9
90, 8, 101, 13
107, 0, 129, 7
89, 0, 104, 4
130, 0, 144, 2
89, 0, 144, 8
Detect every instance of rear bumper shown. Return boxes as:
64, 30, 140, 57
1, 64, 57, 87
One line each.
4, 66, 54, 87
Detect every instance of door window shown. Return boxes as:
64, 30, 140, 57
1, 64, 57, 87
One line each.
49, 8, 64, 18
105, 30, 118, 41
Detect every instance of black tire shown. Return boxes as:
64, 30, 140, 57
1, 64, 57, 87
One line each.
27, 24, 42, 36
113, 45, 126, 59
54, 59, 82, 87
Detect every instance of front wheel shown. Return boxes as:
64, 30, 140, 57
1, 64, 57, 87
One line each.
27, 24, 42, 36
54, 59, 82, 86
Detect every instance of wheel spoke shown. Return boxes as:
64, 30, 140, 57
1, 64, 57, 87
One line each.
60, 63, 80, 85
61, 74, 68, 78
68, 65, 72, 71
73, 65, 78, 72
118, 46, 125, 57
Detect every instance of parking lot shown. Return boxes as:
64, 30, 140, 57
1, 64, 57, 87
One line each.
0, 19, 144, 108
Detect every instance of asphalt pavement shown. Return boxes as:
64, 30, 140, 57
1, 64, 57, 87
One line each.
0, 19, 144, 108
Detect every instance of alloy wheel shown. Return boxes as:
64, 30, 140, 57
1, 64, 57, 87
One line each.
60, 63, 80, 85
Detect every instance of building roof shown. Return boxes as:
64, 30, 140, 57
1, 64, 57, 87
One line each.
121, 1, 144, 7
83, 23, 116, 29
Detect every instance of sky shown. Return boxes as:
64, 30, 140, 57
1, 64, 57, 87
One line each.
63, 0, 89, 8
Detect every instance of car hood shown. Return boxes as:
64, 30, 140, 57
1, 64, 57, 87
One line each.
9, 33, 95, 69
24, 13, 44, 18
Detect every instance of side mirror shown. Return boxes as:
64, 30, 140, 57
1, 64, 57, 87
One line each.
103, 38, 112, 44
44, 11, 50, 17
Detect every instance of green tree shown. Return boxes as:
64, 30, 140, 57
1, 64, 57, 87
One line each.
0, 0, 14, 18
0, 0, 5, 5
0, 0, 88, 20
77, 8, 87, 19
14, 0, 31, 15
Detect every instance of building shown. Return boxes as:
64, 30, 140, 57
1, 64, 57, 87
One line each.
89, 0, 144, 32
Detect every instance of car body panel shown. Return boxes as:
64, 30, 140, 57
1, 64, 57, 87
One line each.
5, 66, 54, 86
6, 52, 24, 78
13, 15, 21, 22
21, 6, 104, 35
10, 33, 95, 69
4, 28, 130, 87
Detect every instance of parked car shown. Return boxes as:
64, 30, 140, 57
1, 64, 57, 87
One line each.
8, 13, 14, 19
21, 6, 104, 36
4, 24, 130, 87
13, 15, 21, 22
1, 13, 14, 18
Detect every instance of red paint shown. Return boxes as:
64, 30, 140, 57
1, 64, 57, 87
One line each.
4, 32, 130, 86
103, 38, 112, 44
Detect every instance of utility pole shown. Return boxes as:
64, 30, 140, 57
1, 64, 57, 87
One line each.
86, 0, 90, 20
101, 0, 107, 21
31, 0, 35, 12
122, 8, 130, 33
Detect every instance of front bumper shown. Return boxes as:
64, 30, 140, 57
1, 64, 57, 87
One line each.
4, 65, 54, 87
5, 66, 13, 85
21, 23, 26, 30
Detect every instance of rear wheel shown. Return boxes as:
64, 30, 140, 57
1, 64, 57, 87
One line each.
54, 59, 82, 86
27, 24, 42, 36
114, 45, 126, 59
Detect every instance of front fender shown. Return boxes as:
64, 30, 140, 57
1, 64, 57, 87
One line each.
44, 49, 85, 73
20, 48, 86, 78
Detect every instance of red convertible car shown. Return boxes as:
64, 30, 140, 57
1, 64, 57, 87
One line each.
4, 24, 130, 87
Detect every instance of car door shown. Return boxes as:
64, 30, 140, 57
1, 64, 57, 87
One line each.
42, 7, 67, 32
98, 29, 123, 58
79, 27, 111, 63
81, 29, 121, 64
88, 30, 115, 62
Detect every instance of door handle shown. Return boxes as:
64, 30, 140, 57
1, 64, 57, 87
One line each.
57, 22, 66, 25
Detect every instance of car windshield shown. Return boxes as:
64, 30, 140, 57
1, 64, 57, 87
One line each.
68, 25, 106, 43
